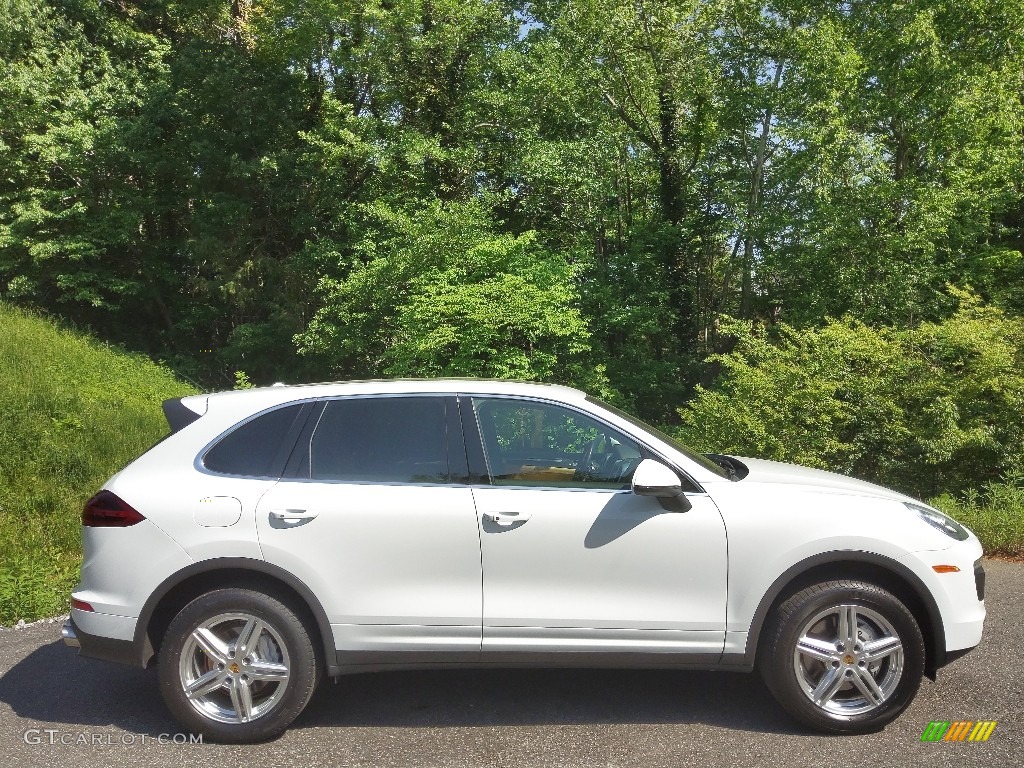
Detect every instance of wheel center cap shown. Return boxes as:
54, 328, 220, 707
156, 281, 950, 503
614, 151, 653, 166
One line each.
843, 654, 855, 665
228, 662, 241, 674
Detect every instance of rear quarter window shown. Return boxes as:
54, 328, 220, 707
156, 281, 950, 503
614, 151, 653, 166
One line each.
202, 403, 305, 477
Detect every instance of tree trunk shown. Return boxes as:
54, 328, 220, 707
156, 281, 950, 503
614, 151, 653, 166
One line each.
741, 61, 784, 318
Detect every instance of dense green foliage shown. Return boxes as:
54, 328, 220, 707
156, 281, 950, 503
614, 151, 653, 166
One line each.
674, 290, 1024, 555
295, 201, 602, 387
3, 1, 1021, 407
2, 0, 1024, 585
0, 303, 194, 623
677, 291, 1024, 500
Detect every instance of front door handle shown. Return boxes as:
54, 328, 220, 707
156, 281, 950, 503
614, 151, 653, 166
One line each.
483, 511, 531, 527
269, 508, 318, 524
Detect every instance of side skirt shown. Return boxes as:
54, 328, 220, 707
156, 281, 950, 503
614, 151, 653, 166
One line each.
330, 651, 752, 676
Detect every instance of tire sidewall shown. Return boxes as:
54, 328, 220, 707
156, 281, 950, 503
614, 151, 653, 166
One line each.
762, 581, 925, 733
157, 588, 320, 743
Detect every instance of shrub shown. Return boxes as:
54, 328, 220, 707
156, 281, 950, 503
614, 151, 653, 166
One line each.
931, 482, 1024, 558
676, 289, 1024, 501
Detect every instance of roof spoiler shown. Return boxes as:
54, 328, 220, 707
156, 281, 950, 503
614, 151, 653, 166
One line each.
162, 397, 202, 433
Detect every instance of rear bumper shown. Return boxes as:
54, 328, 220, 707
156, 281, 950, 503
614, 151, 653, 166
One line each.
61, 615, 142, 667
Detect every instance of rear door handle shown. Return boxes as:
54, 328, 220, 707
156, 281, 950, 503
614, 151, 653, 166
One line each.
483, 511, 531, 527
269, 509, 318, 523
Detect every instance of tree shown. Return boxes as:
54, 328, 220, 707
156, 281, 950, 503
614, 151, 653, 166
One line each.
295, 200, 605, 387
757, 0, 1024, 325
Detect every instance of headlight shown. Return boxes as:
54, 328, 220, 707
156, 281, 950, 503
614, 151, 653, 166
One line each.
905, 502, 970, 541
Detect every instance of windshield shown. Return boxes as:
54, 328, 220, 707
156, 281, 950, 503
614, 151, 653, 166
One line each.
586, 396, 731, 479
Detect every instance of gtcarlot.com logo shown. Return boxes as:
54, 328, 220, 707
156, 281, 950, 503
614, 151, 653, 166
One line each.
23, 729, 202, 746
921, 720, 997, 742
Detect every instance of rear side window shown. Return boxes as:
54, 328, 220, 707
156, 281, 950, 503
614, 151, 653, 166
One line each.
203, 404, 305, 477
307, 397, 449, 483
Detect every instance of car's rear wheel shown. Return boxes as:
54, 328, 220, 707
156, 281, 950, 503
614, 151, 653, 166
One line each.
759, 580, 924, 733
157, 588, 321, 742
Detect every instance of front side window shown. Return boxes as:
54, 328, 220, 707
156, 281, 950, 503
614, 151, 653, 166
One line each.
472, 398, 642, 490
307, 397, 450, 484
586, 394, 731, 480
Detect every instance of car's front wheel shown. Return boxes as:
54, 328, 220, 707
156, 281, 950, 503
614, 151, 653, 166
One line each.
157, 588, 321, 742
759, 580, 925, 733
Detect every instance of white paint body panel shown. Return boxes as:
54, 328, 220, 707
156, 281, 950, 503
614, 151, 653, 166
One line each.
898, 546, 985, 652
194, 496, 242, 527
70, 607, 137, 642
73, 519, 192, 619
255, 480, 482, 646
705, 472, 985, 657
473, 487, 726, 653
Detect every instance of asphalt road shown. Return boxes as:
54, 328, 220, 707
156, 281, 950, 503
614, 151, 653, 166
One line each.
1, 560, 1020, 768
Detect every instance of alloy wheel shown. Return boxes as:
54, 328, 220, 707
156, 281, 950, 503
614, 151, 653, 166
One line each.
792, 603, 905, 716
178, 611, 291, 724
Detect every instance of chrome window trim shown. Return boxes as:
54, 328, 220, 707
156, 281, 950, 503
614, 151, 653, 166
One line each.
194, 390, 707, 494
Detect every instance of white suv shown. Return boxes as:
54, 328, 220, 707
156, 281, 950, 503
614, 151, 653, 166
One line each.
62, 379, 985, 742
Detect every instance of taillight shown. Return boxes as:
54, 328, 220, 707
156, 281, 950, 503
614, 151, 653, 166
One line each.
82, 490, 145, 527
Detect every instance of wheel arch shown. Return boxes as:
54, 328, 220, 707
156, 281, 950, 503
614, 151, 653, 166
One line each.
135, 558, 339, 676
744, 551, 946, 680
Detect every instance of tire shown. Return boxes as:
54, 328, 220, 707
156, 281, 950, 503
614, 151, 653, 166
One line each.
157, 588, 322, 743
759, 580, 925, 734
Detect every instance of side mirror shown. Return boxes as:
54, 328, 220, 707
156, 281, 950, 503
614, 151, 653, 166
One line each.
631, 459, 692, 512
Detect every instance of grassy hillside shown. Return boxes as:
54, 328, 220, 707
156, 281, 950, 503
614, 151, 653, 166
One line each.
0, 303, 195, 623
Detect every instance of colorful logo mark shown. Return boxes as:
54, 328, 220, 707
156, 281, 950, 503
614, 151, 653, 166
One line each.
920, 721, 997, 742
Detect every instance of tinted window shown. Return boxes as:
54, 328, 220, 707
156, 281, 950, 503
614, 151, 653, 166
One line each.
203, 404, 304, 477
472, 398, 642, 490
308, 397, 449, 483
585, 394, 729, 480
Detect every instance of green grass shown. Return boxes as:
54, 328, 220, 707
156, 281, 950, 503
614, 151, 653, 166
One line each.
0, 303, 195, 623
931, 482, 1024, 560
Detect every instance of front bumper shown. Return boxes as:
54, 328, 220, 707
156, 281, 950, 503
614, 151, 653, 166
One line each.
900, 541, 986, 663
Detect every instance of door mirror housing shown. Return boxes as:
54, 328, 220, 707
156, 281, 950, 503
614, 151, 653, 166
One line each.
631, 459, 692, 512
